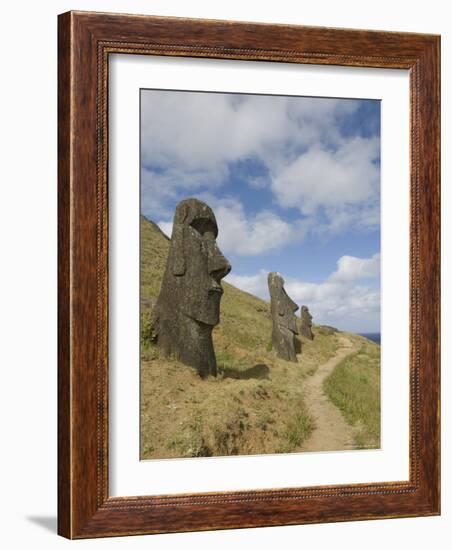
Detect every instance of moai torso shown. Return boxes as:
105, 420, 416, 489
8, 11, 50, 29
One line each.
268, 272, 299, 362
150, 198, 231, 378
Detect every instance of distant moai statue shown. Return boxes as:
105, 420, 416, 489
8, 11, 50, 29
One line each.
150, 198, 231, 378
300, 305, 314, 340
267, 272, 299, 362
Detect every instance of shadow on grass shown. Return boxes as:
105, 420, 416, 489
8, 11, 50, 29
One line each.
223, 363, 270, 380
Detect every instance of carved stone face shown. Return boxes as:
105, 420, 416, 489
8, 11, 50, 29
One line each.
268, 272, 299, 334
280, 290, 299, 334
169, 199, 231, 326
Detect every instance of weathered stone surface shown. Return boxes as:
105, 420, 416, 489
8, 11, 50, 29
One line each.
300, 305, 314, 340
267, 272, 299, 362
150, 198, 231, 377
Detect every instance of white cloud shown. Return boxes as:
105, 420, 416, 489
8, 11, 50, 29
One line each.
225, 253, 380, 332
141, 91, 378, 239
213, 199, 301, 255
284, 278, 380, 330
157, 221, 173, 238
141, 92, 360, 175
226, 270, 270, 298
157, 197, 305, 256
271, 137, 380, 220
330, 253, 380, 282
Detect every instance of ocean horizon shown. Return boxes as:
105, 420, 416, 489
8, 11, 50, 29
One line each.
358, 333, 381, 345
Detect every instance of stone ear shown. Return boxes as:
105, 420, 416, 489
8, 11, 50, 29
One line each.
172, 205, 187, 276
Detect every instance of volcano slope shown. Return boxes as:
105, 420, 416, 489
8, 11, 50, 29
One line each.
140, 216, 381, 459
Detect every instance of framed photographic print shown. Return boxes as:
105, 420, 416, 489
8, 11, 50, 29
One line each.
58, 11, 440, 538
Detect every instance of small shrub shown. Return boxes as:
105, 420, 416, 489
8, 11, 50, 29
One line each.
140, 313, 153, 347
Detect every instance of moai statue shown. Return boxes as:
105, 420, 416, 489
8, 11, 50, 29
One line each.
300, 305, 314, 340
267, 272, 299, 362
150, 198, 231, 378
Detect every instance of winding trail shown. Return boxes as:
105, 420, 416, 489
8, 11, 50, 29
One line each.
302, 335, 359, 452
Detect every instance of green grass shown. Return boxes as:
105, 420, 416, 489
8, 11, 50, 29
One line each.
323, 341, 381, 449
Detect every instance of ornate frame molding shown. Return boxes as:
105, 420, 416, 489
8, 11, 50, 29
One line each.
58, 11, 440, 538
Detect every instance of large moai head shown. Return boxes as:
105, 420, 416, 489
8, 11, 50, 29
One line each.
151, 198, 231, 377
268, 272, 299, 362
166, 198, 231, 325
300, 305, 314, 340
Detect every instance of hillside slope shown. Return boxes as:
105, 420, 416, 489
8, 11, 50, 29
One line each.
140, 215, 380, 458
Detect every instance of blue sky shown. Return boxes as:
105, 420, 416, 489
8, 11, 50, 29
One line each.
141, 89, 381, 332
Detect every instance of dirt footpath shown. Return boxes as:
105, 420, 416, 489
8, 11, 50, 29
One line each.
301, 335, 358, 452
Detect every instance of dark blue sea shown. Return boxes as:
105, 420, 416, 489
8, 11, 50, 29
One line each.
359, 333, 381, 345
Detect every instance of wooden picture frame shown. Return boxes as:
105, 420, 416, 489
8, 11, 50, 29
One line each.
58, 10, 440, 539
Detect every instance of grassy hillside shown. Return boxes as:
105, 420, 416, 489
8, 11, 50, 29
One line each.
140, 215, 379, 459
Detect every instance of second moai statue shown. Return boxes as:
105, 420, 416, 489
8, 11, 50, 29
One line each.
267, 272, 299, 362
300, 305, 314, 340
150, 198, 231, 378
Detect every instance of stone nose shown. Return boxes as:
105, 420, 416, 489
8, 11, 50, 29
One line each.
209, 247, 231, 281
